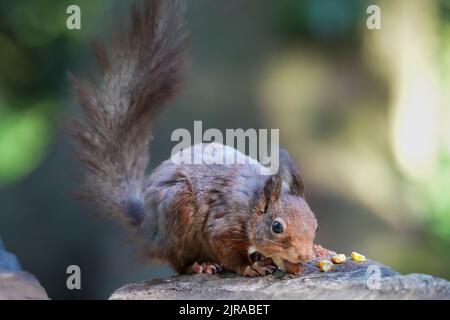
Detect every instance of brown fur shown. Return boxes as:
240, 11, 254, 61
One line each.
70, 0, 331, 276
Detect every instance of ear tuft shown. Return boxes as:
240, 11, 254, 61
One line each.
264, 173, 281, 203
279, 149, 305, 197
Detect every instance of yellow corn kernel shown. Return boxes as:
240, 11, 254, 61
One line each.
331, 254, 346, 264
316, 259, 333, 271
316, 259, 327, 268
320, 261, 334, 272
351, 251, 366, 262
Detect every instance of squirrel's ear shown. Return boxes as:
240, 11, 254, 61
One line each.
255, 174, 281, 215
264, 173, 282, 203
279, 149, 305, 197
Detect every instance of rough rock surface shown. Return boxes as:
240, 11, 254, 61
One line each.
0, 270, 49, 300
110, 258, 450, 300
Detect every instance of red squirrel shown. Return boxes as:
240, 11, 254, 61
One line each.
69, 0, 334, 277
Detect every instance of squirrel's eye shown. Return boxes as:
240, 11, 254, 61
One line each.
271, 220, 283, 234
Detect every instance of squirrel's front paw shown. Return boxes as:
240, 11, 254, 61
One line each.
313, 244, 336, 258
237, 261, 276, 277
189, 261, 222, 275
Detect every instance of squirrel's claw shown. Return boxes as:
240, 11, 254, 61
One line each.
201, 262, 222, 274
252, 261, 276, 276
189, 262, 204, 274
238, 261, 275, 277
189, 261, 222, 275
241, 265, 259, 277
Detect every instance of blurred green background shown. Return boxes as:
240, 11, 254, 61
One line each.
0, 0, 449, 299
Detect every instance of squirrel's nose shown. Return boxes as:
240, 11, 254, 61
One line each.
298, 250, 314, 263
290, 247, 314, 263
298, 254, 313, 263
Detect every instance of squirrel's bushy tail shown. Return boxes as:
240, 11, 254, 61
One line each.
70, 0, 187, 226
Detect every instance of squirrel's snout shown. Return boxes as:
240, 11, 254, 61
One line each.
296, 248, 314, 263
288, 247, 314, 263
298, 253, 314, 263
